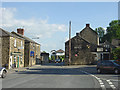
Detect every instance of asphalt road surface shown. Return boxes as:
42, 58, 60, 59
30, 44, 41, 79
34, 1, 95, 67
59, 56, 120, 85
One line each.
1, 63, 120, 89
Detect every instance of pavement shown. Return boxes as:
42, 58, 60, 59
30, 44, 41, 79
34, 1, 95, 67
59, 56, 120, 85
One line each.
7, 65, 42, 74
1, 63, 120, 89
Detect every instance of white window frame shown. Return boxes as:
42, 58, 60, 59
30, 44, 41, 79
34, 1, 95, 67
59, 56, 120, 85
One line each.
14, 56, 16, 62
21, 41, 23, 47
14, 39, 16, 47
20, 56, 23, 64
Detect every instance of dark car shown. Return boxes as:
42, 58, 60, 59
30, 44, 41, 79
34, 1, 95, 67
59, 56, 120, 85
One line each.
97, 60, 120, 74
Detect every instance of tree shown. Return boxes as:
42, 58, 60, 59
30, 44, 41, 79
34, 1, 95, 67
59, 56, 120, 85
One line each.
102, 20, 120, 43
112, 47, 120, 59
42, 51, 46, 53
95, 27, 105, 43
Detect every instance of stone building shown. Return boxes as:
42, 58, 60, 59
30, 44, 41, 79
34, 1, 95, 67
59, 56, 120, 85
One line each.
65, 24, 98, 65
92, 40, 116, 61
0, 28, 25, 69
35, 44, 41, 64
41, 53, 49, 64
11, 28, 41, 67
111, 39, 120, 47
0, 34, 2, 65
80, 24, 99, 45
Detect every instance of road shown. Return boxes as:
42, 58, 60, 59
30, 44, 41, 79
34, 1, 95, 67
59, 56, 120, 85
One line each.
1, 63, 120, 89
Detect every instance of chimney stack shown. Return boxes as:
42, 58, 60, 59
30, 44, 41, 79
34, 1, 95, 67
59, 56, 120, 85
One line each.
17, 28, 24, 35
76, 33, 79, 36
86, 24, 90, 27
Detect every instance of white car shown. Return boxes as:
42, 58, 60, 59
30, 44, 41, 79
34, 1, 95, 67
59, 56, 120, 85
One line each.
0, 66, 7, 78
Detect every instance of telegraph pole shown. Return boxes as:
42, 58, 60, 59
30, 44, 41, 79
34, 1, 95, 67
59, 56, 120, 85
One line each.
69, 21, 71, 65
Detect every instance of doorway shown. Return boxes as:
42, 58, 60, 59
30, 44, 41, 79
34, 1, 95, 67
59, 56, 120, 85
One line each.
17, 56, 19, 68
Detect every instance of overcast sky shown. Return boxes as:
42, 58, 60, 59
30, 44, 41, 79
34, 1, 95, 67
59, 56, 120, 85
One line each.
1, 2, 118, 53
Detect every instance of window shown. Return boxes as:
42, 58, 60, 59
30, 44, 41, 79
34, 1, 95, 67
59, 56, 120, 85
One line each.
21, 41, 23, 47
14, 39, 16, 47
13, 56, 17, 68
14, 56, 16, 62
20, 56, 23, 64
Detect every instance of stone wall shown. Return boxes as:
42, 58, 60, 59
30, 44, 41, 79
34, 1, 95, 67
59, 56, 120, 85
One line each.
9, 37, 24, 69
80, 27, 99, 45
29, 42, 36, 66
35, 44, 41, 64
24, 42, 30, 67
2, 36, 10, 68
24, 42, 40, 67
111, 39, 120, 47
65, 35, 95, 65
0, 37, 2, 65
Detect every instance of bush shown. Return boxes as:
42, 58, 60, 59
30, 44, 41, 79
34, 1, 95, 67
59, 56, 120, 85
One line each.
112, 47, 120, 59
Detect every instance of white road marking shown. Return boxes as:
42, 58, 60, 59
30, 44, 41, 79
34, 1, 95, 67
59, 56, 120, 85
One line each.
106, 80, 116, 89
80, 70, 119, 90
80, 70, 106, 90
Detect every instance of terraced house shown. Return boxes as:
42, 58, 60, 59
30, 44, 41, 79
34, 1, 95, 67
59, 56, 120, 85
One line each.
11, 28, 41, 67
0, 28, 25, 69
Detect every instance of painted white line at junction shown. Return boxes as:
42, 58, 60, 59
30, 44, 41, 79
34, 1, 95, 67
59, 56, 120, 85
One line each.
106, 80, 116, 89
80, 70, 106, 90
80, 70, 118, 90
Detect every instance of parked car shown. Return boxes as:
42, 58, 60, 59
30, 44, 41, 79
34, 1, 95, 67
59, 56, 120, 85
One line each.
55, 59, 61, 63
0, 65, 7, 78
97, 60, 120, 74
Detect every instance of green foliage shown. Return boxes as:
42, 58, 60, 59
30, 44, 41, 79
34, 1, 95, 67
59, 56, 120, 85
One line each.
51, 56, 55, 60
59, 55, 65, 60
49, 57, 51, 60
42, 51, 46, 53
95, 27, 105, 43
95, 27, 105, 37
112, 47, 120, 59
102, 20, 120, 43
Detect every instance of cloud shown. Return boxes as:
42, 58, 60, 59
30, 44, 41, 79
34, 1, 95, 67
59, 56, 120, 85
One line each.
0, 7, 67, 52
1, 8, 67, 39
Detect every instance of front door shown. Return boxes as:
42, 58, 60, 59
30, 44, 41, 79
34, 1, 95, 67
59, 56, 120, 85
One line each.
10, 56, 12, 69
17, 56, 19, 68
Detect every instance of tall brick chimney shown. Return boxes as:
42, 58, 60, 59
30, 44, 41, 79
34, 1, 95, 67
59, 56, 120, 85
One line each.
17, 28, 24, 35
86, 24, 90, 27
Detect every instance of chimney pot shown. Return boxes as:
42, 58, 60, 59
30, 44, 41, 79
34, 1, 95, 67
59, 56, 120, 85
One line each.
86, 24, 90, 27
76, 33, 79, 36
17, 28, 24, 35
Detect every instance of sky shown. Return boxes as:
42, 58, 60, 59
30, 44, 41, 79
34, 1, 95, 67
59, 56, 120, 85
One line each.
0, 2, 118, 53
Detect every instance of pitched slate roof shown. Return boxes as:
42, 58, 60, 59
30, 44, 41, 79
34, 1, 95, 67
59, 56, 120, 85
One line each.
65, 24, 97, 44
0, 28, 24, 40
11, 31, 40, 45
98, 40, 116, 48
65, 34, 90, 44
80, 26, 98, 35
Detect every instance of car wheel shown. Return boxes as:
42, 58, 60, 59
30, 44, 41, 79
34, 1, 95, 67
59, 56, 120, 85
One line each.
97, 68, 101, 74
1, 70, 7, 78
114, 69, 119, 74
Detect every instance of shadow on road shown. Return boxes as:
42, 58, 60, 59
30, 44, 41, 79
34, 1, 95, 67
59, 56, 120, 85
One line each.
16, 64, 119, 76
41, 62, 65, 66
